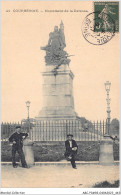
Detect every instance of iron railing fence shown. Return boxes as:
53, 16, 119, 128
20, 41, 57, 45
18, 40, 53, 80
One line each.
1, 119, 107, 141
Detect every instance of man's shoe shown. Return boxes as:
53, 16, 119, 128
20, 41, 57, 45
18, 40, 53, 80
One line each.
13, 165, 18, 168
73, 167, 77, 169
68, 156, 72, 160
22, 165, 28, 168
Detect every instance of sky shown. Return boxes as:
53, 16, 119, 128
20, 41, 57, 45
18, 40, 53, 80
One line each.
1, 1, 120, 122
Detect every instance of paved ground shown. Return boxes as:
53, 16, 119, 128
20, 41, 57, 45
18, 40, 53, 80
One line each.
1, 163, 119, 188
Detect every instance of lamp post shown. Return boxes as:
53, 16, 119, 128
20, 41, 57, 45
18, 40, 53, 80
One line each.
105, 81, 111, 135
26, 101, 31, 131
99, 81, 114, 165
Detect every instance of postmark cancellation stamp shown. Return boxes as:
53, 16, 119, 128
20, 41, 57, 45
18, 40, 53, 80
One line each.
81, 1, 119, 45
94, 1, 119, 32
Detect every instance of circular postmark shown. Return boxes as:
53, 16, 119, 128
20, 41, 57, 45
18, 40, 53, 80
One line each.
82, 12, 115, 45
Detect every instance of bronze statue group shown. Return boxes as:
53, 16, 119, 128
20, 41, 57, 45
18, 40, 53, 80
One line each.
9, 126, 78, 169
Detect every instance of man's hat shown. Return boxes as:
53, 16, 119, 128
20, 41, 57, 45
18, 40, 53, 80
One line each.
67, 134, 73, 137
16, 125, 21, 129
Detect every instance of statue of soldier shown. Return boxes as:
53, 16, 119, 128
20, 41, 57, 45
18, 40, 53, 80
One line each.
41, 21, 70, 66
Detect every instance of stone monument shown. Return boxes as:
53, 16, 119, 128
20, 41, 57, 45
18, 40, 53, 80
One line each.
36, 21, 78, 120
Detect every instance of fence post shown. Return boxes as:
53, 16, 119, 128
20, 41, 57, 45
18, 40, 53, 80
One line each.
90, 121, 92, 141
66, 120, 68, 135
100, 120, 101, 141
103, 120, 105, 136
1, 122, 3, 140
99, 136, 114, 165
94, 121, 95, 141
97, 120, 98, 141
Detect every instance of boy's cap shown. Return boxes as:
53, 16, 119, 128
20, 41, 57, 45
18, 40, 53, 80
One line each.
67, 134, 73, 137
16, 125, 21, 129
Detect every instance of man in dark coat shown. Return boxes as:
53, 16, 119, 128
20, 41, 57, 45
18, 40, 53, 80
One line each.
9, 125, 28, 168
65, 134, 78, 169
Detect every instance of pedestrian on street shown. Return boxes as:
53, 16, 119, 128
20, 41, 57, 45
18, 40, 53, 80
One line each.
65, 134, 78, 169
9, 125, 28, 168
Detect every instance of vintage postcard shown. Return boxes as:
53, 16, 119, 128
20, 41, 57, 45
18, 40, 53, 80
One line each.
1, 0, 120, 194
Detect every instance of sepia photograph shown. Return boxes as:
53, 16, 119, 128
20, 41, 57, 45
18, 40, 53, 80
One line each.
1, 0, 120, 193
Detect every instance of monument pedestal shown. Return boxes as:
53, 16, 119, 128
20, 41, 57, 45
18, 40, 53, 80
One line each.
36, 64, 77, 120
